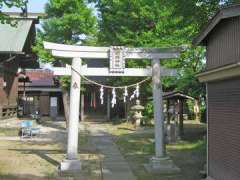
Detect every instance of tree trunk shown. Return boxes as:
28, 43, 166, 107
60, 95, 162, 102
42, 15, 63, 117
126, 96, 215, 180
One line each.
62, 89, 70, 128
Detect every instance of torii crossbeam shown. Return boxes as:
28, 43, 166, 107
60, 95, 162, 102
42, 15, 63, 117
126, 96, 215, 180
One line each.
44, 41, 182, 173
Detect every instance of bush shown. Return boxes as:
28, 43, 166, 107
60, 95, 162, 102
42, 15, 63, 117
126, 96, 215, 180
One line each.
143, 101, 153, 118
200, 106, 206, 123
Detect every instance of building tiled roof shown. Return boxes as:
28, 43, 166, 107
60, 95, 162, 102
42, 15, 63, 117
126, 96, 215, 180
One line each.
148, 91, 195, 100
23, 69, 57, 87
163, 91, 195, 100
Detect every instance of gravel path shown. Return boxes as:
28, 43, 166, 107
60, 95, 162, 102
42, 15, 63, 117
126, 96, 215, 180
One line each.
86, 122, 137, 180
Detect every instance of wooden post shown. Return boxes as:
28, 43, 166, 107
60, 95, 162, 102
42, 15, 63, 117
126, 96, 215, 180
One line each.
81, 94, 84, 121
166, 99, 170, 125
0, 106, 2, 119
179, 99, 184, 138
124, 100, 128, 120
23, 80, 26, 115
66, 58, 81, 160
152, 58, 165, 157
107, 90, 111, 121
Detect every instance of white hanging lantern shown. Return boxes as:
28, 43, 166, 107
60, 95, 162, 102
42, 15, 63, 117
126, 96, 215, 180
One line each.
111, 88, 116, 108
130, 84, 140, 101
100, 86, 104, 105
136, 83, 140, 98
123, 86, 128, 103
130, 92, 135, 101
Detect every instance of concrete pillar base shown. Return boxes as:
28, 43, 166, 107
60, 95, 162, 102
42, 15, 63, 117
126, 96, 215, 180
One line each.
60, 159, 81, 172
145, 156, 180, 174
205, 177, 215, 180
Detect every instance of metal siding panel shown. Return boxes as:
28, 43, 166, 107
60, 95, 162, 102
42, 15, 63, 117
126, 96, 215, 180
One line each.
206, 17, 240, 70
208, 78, 240, 180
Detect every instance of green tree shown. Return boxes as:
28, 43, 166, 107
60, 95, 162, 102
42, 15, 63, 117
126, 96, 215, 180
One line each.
33, 0, 97, 123
0, 0, 27, 23
91, 0, 236, 120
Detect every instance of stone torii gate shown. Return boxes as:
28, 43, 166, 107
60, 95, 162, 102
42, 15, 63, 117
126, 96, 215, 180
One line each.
44, 42, 182, 172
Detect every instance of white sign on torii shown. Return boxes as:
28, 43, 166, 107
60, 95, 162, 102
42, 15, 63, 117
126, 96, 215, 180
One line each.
44, 41, 183, 172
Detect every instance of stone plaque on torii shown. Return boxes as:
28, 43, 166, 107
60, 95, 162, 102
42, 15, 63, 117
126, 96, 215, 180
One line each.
44, 41, 183, 173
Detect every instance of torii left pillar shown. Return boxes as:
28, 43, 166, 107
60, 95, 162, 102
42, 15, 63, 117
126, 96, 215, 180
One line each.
60, 58, 82, 171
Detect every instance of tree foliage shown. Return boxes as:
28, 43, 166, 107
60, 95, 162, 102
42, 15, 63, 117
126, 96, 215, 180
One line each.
90, 0, 207, 97
33, 0, 97, 123
34, 0, 97, 62
33, 0, 240, 119
91, 0, 240, 95
89, 0, 240, 118
33, 0, 97, 89
0, 0, 27, 10
0, 0, 27, 24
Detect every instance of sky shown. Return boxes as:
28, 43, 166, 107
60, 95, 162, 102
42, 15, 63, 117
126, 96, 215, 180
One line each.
3, 0, 97, 15
3, 0, 47, 13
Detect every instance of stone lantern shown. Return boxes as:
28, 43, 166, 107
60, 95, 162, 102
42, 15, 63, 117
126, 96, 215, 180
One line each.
131, 100, 145, 129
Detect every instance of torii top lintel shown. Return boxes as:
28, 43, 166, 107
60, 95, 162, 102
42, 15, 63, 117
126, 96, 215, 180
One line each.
43, 41, 185, 60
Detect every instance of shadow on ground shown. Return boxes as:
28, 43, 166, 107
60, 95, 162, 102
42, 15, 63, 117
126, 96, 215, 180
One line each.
8, 148, 63, 166
104, 121, 206, 180
0, 173, 57, 180
40, 120, 66, 131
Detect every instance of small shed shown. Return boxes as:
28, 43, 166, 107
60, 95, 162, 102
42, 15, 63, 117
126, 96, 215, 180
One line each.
193, 4, 240, 180
148, 91, 195, 142
163, 91, 195, 137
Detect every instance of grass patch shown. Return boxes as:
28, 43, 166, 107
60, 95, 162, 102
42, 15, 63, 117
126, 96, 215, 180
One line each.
39, 119, 66, 130
0, 127, 19, 136
79, 129, 89, 146
0, 140, 63, 179
105, 121, 206, 180
0, 119, 40, 137
0, 122, 100, 180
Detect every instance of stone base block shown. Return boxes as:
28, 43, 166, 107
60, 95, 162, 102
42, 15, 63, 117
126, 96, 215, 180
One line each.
145, 156, 180, 174
60, 159, 81, 172
205, 177, 215, 180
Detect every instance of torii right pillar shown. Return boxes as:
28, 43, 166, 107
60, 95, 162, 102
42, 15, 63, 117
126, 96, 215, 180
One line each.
148, 58, 180, 173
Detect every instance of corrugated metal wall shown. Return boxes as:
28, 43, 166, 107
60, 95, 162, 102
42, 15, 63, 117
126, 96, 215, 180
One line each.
206, 16, 240, 70
208, 78, 240, 180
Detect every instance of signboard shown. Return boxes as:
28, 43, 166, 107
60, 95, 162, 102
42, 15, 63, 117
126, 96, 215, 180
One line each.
50, 97, 57, 107
109, 46, 125, 73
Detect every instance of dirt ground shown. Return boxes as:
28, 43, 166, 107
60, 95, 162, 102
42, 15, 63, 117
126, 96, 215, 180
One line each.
0, 118, 100, 180
0, 118, 206, 180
